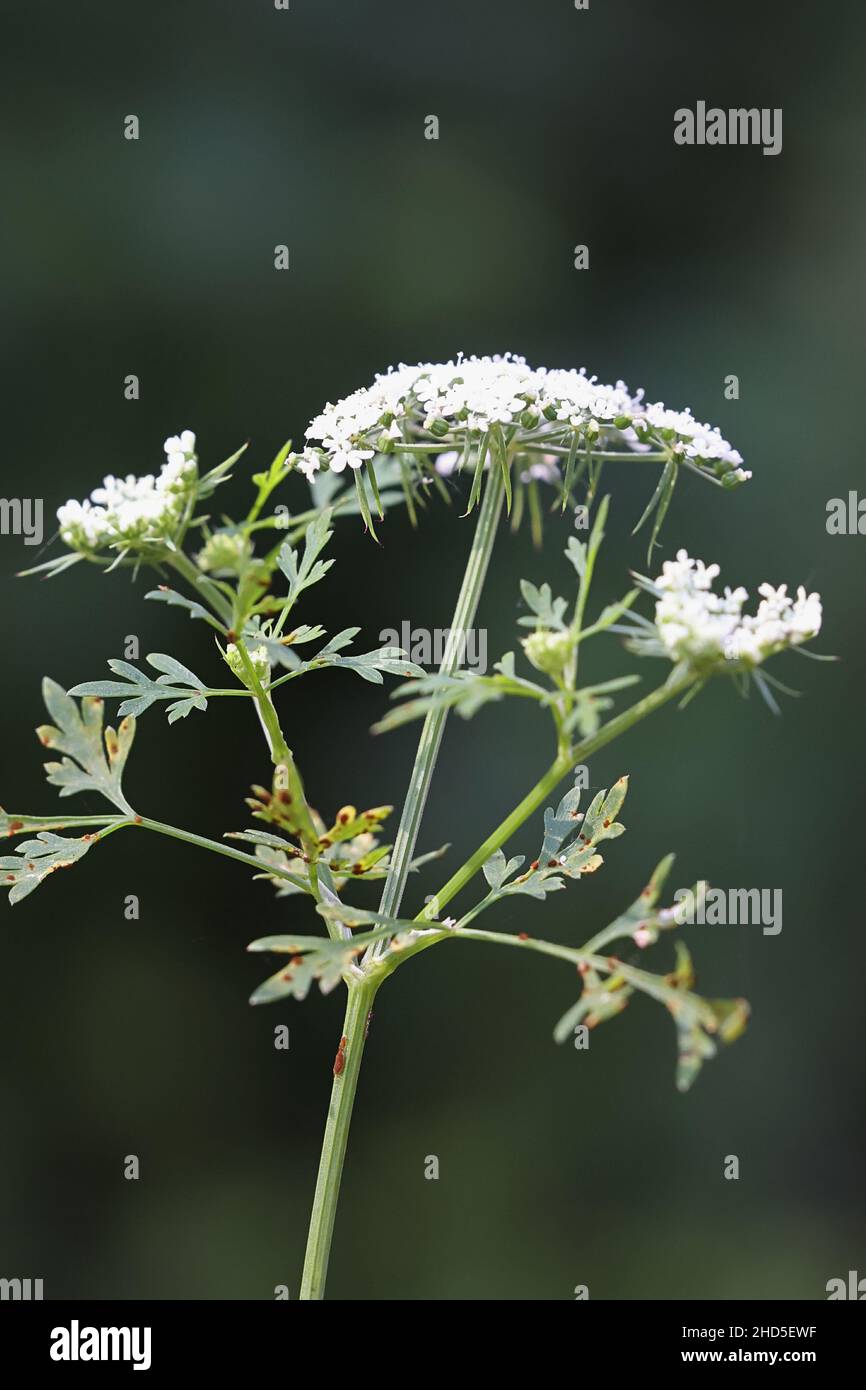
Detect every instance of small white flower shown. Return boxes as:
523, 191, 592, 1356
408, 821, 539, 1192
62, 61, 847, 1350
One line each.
651, 550, 822, 668
295, 448, 323, 483
302, 355, 748, 483
58, 432, 198, 555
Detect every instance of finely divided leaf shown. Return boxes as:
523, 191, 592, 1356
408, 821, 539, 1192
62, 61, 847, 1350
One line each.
277, 507, 335, 606
37, 680, 136, 813
246, 926, 398, 1004
0, 831, 97, 904
69, 654, 210, 723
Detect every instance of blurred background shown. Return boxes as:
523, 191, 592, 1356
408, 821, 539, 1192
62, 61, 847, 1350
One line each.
1, 0, 864, 1300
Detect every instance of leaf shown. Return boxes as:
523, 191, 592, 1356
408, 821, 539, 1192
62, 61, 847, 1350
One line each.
18, 552, 87, 580
231, 827, 446, 896
487, 777, 628, 903
565, 536, 587, 579
482, 849, 525, 890
246, 926, 398, 1003
146, 586, 225, 632
632, 459, 678, 561
277, 507, 335, 607
336, 647, 424, 685
353, 467, 378, 539
373, 659, 548, 733
256, 625, 358, 673
0, 831, 97, 904
0, 810, 119, 837
318, 804, 392, 847
196, 441, 249, 500
670, 989, 750, 1093
553, 976, 632, 1042
581, 854, 680, 953
69, 653, 209, 722
465, 431, 490, 513
518, 580, 569, 631
36, 680, 137, 814
561, 429, 581, 510
262, 628, 423, 687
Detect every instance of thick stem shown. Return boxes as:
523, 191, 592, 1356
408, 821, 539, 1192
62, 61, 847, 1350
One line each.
299, 978, 379, 1300
302, 464, 505, 1300
368, 463, 505, 957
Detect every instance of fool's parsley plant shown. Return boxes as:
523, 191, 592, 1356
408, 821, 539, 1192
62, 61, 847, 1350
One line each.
4, 354, 828, 1299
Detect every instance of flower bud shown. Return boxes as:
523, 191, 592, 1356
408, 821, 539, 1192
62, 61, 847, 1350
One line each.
521, 629, 574, 681
429, 418, 450, 438
225, 643, 271, 688
197, 530, 251, 576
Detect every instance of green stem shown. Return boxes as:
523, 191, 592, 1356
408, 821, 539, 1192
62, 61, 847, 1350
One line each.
132, 816, 309, 891
300, 462, 506, 1301
299, 977, 379, 1300
417, 670, 695, 923
368, 462, 506, 955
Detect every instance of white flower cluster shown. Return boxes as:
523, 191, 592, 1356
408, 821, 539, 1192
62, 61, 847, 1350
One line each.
58, 432, 198, 554
292, 354, 749, 486
654, 550, 822, 667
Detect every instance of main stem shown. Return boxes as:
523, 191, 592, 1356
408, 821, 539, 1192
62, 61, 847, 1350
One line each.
299, 977, 379, 1300
301, 463, 506, 1300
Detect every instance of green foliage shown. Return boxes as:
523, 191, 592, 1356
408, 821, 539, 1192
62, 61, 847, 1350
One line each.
37, 679, 137, 813
276, 508, 335, 616
518, 580, 569, 630
549, 857, 750, 1090
246, 926, 398, 1003
69, 654, 210, 723
373, 653, 549, 732
261, 626, 424, 685
146, 585, 225, 632
0, 831, 97, 905
478, 779, 628, 903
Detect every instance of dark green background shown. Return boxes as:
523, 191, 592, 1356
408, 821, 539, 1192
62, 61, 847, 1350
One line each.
1, 1, 863, 1299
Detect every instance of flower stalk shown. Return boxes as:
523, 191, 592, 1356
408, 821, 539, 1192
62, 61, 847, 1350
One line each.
366, 460, 506, 956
